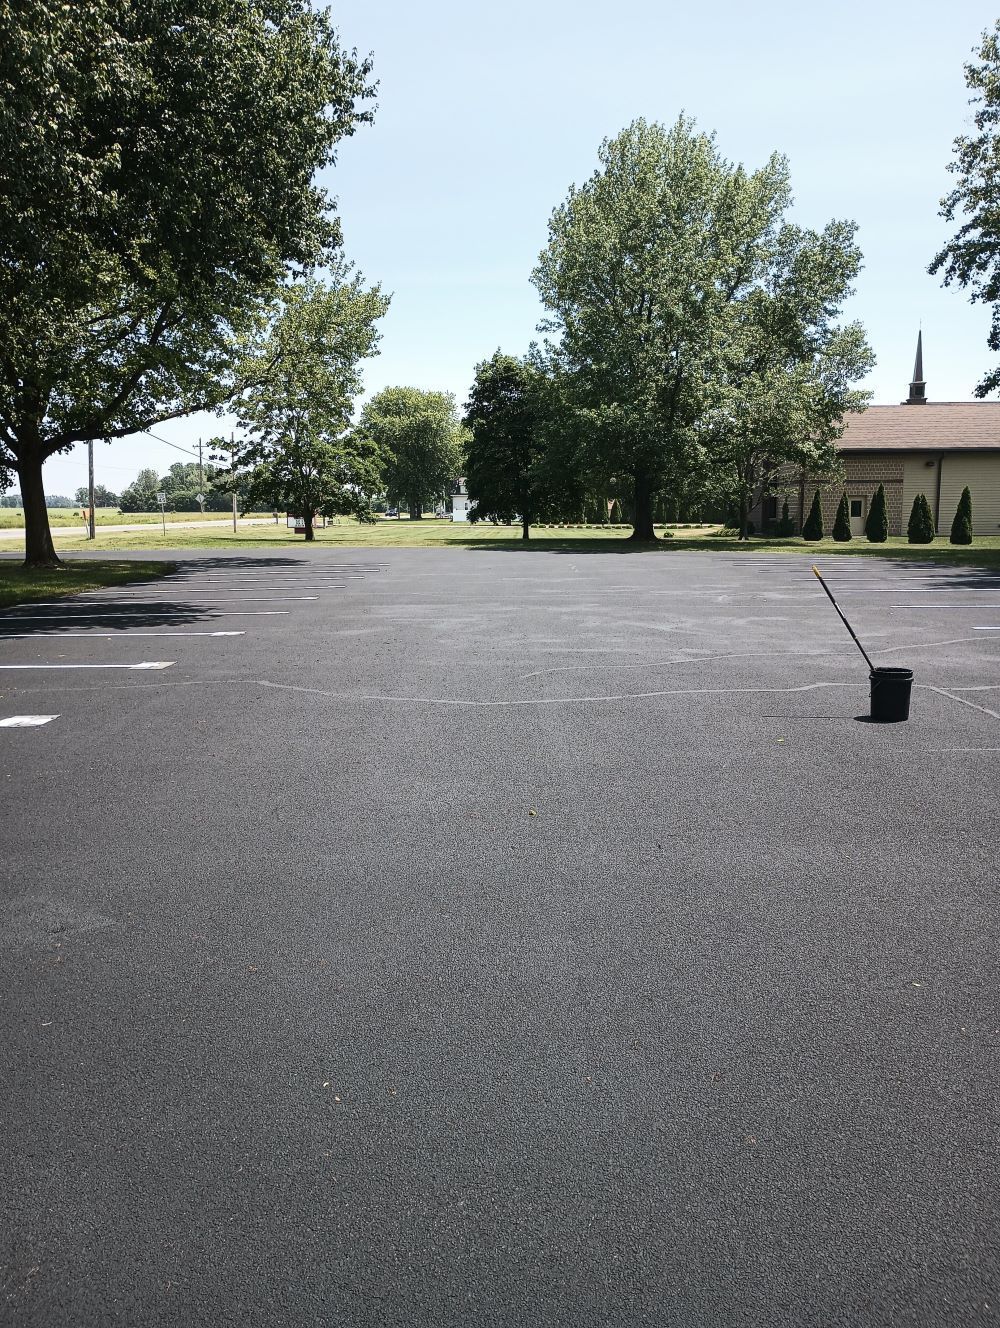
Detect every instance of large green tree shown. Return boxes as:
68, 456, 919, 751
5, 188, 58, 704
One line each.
359, 387, 462, 519
0, 0, 375, 565
533, 118, 871, 539
227, 274, 390, 540
700, 220, 873, 539
464, 352, 552, 540
534, 117, 818, 540
930, 22, 1000, 395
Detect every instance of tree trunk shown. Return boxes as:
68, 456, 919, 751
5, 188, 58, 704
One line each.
303, 510, 315, 542
409, 498, 422, 520
522, 515, 530, 541
738, 491, 749, 541
628, 469, 656, 541
17, 450, 61, 568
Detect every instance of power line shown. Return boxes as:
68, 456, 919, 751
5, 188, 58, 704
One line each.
140, 429, 200, 458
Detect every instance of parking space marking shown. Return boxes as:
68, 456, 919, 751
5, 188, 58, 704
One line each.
0, 631, 245, 639
1, 611, 288, 620
891, 604, 1000, 610
0, 715, 58, 727
0, 661, 174, 671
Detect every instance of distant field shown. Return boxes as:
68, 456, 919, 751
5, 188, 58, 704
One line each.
7, 518, 1000, 565
0, 507, 273, 529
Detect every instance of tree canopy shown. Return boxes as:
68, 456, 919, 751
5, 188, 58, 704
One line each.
931, 21, 1000, 396
0, 0, 376, 564
532, 116, 870, 539
227, 273, 390, 538
464, 352, 552, 539
359, 387, 462, 518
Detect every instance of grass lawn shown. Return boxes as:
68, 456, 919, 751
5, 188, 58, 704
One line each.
8, 519, 999, 566
0, 559, 174, 609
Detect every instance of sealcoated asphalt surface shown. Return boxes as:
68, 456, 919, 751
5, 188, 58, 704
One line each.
2, 545, 999, 1327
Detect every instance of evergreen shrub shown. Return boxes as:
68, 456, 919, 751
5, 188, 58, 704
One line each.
775, 500, 796, 537
802, 490, 824, 541
907, 493, 935, 543
950, 486, 973, 545
864, 484, 888, 542
832, 493, 852, 541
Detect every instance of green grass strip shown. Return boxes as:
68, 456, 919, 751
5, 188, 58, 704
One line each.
0, 559, 175, 610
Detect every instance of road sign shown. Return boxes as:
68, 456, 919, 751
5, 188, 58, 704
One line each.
156, 492, 166, 506
195, 493, 205, 504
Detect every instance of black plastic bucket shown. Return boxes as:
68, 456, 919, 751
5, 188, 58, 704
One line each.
870, 667, 913, 723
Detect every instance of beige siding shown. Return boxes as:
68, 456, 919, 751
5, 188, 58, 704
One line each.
939, 454, 1000, 536
901, 454, 938, 530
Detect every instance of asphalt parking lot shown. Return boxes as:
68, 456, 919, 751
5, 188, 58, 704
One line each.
2, 546, 999, 1327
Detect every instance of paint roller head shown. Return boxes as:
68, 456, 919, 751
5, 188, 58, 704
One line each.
811, 565, 821, 579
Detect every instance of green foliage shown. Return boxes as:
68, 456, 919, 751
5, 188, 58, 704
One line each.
74, 484, 118, 507
907, 493, 936, 544
464, 352, 553, 538
531, 115, 871, 540
118, 468, 162, 513
228, 275, 390, 537
0, 0, 376, 563
775, 500, 796, 537
832, 492, 852, 541
864, 483, 888, 542
802, 490, 824, 541
360, 387, 462, 518
931, 22, 1000, 396
950, 485, 974, 544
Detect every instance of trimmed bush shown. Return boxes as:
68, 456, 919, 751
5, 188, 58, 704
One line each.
907, 493, 935, 543
775, 500, 796, 537
864, 483, 888, 542
802, 490, 824, 541
832, 492, 852, 542
950, 486, 973, 545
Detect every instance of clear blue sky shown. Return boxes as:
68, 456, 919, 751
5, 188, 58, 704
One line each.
31, 0, 1000, 500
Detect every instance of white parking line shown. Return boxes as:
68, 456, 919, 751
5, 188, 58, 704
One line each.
891, 605, 1000, 610
1, 611, 288, 620
0, 714, 58, 726
0, 631, 245, 639
973, 626, 1000, 631
0, 661, 174, 671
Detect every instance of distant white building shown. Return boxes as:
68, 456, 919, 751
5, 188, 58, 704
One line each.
451, 477, 474, 521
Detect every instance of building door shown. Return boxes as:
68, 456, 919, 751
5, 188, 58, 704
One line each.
849, 496, 866, 537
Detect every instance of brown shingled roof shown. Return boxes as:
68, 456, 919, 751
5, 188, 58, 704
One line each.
838, 402, 1000, 451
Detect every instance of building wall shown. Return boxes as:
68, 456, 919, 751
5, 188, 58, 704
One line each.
901, 453, 939, 533
939, 454, 1000, 536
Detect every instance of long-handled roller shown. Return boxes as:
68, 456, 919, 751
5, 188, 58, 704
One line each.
811, 564, 913, 722
811, 565, 875, 671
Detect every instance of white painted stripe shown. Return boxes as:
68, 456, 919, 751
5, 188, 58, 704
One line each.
0, 661, 173, 671
891, 605, 1000, 609
0, 631, 245, 639
0, 714, 58, 727
973, 626, 1000, 631
1, 611, 287, 620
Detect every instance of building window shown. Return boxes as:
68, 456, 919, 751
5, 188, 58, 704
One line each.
849, 499, 863, 519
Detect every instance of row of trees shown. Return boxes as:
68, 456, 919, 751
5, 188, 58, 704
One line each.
799, 484, 975, 544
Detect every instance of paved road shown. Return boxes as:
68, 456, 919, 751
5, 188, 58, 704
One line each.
2, 547, 999, 1326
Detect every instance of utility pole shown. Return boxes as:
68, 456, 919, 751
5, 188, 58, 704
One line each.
87, 440, 95, 540
231, 433, 238, 532
197, 437, 205, 514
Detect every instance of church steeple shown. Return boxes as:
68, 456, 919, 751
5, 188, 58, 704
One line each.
904, 330, 926, 404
